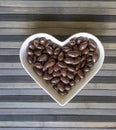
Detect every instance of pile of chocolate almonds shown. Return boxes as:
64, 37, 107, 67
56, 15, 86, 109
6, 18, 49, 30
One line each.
27, 37, 99, 95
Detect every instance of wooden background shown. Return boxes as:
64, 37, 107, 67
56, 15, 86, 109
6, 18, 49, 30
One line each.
0, 0, 116, 130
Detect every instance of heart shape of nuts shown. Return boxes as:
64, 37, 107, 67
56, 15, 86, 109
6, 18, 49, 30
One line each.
20, 33, 104, 106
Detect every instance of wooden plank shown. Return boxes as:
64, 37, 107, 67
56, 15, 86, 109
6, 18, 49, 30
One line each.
0, 76, 116, 83
0, 121, 115, 127
0, 63, 116, 70
0, 128, 115, 130
0, 1, 116, 8
1, 22, 116, 29
0, 49, 116, 57
0, 109, 116, 115
0, 42, 116, 50
0, 29, 116, 36
0, 63, 22, 69
0, 115, 116, 122
0, 89, 115, 96
1, 14, 116, 22
0, 95, 115, 103
0, 7, 116, 15
0, 56, 114, 63
0, 102, 116, 109
0, 42, 22, 48
0, 49, 19, 55
0, 83, 115, 90
0, 69, 116, 76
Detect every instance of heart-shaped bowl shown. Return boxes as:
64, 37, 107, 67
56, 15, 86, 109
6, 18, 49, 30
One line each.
20, 32, 104, 106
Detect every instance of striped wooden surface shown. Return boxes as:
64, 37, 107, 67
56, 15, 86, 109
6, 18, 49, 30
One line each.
0, 0, 116, 129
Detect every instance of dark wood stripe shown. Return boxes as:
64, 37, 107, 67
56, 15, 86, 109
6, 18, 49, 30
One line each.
0, 35, 27, 41
0, 95, 115, 103
0, 76, 116, 83
0, 56, 115, 63
0, 115, 116, 121
0, 14, 116, 22
0, 35, 116, 43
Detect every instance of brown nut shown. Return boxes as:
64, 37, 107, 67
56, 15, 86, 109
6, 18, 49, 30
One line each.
38, 54, 48, 62
33, 67, 43, 76
51, 77, 60, 84
58, 52, 64, 61
70, 80, 75, 87
60, 76, 70, 84
48, 67, 54, 74
79, 41, 88, 51
82, 48, 89, 55
43, 73, 53, 80
65, 85, 72, 91
43, 59, 56, 71
46, 46, 53, 55
64, 58, 74, 64
67, 71, 74, 79
92, 53, 98, 63
29, 44, 35, 50
57, 62, 67, 68
27, 49, 34, 56
53, 71, 61, 77
53, 64, 60, 72
70, 38, 76, 46
67, 51, 80, 57
62, 46, 72, 52
34, 50, 42, 56
67, 66, 75, 72
74, 75, 81, 82
54, 47, 61, 55
27, 55, 33, 64
34, 63, 43, 69
57, 82, 65, 92
89, 39, 97, 49
83, 67, 90, 72
61, 69, 67, 77
76, 37, 84, 45
77, 70, 85, 79
37, 45, 44, 50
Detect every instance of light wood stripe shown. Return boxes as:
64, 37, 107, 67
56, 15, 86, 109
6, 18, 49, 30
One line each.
0, 83, 115, 90
103, 43, 116, 50
0, 7, 116, 15
0, 42, 22, 48
0, 63, 116, 70
0, 129, 115, 130
0, 102, 116, 109
0, 89, 115, 96
102, 64, 116, 70
0, 128, 115, 130
0, 29, 116, 36
0, 1, 116, 8
0, 42, 116, 50
0, 69, 116, 76
1, 22, 116, 29
0, 63, 22, 69
0, 121, 115, 128
0, 109, 116, 115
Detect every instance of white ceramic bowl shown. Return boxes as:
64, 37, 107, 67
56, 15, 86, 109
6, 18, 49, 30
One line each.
20, 32, 105, 106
